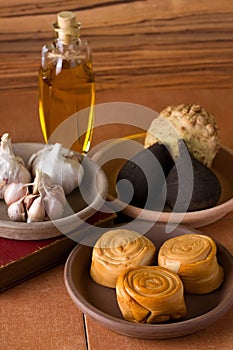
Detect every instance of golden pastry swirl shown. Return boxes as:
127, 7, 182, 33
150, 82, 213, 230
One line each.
116, 266, 187, 323
158, 234, 224, 294
90, 229, 156, 288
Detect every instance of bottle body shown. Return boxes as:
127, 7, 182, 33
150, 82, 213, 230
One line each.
39, 21, 95, 154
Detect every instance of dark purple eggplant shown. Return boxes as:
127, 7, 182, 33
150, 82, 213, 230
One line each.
116, 142, 174, 209
166, 140, 221, 212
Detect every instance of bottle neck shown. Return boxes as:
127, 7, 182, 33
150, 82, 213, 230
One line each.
53, 22, 81, 45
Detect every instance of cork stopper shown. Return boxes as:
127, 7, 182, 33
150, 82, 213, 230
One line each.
57, 11, 77, 30
54, 11, 80, 44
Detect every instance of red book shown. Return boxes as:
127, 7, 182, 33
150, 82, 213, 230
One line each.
0, 211, 115, 292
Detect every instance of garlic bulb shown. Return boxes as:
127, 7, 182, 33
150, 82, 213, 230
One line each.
0, 133, 31, 198
28, 143, 84, 195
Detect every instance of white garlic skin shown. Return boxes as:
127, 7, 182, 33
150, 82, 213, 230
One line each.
28, 143, 84, 195
0, 133, 31, 198
7, 198, 26, 222
4, 182, 28, 206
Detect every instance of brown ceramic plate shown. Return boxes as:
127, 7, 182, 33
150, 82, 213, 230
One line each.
0, 143, 108, 240
90, 134, 233, 227
64, 222, 233, 339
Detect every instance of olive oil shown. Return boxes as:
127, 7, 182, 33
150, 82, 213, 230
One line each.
39, 11, 95, 154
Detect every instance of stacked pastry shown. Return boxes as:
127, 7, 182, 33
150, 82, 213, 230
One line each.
116, 266, 187, 323
90, 229, 224, 324
90, 229, 156, 288
158, 234, 224, 294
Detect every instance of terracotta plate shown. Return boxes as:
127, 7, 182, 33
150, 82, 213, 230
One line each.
0, 143, 108, 240
90, 134, 233, 227
64, 222, 233, 339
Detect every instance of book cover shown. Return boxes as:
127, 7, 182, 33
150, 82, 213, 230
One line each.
0, 211, 116, 292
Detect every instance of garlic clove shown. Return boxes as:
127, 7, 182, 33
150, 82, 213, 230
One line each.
24, 193, 39, 211
40, 183, 66, 220
27, 196, 46, 223
8, 197, 26, 222
43, 194, 65, 220
32, 169, 43, 195
4, 182, 29, 206
33, 169, 67, 220
32, 169, 54, 194
39, 183, 67, 207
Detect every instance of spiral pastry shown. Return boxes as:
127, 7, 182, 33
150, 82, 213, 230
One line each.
116, 266, 187, 323
90, 229, 156, 288
158, 234, 224, 294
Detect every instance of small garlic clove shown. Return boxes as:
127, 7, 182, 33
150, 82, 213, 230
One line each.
8, 197, 26, 222
4, 182, 28, 206
43, 194, 65, 220
40, 184, 67, 206
41, 184, 66, 220
24, 193, 39, 211
34, 171, 67, 220
27, 196, 46, 223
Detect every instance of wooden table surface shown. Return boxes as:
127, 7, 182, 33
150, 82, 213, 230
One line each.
0, 1, 233, 348
0, 87, 232, 350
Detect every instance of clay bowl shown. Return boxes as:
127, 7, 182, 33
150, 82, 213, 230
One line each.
64, 222, 233, 339
0, 143, 108, 240
90, 133, 233, 228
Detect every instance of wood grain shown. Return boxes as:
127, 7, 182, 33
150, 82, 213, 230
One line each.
0, 87, 233, 350
1, 0, 233, 92
0, 3, 233, 349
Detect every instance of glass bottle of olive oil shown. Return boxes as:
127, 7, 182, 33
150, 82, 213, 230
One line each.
39, 11, 95, 154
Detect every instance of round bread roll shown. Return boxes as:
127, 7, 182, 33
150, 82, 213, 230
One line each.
116, 266, 187, 323
158, 234, 224, 294
90, 229, 156, 288
145, 104, 220, 167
